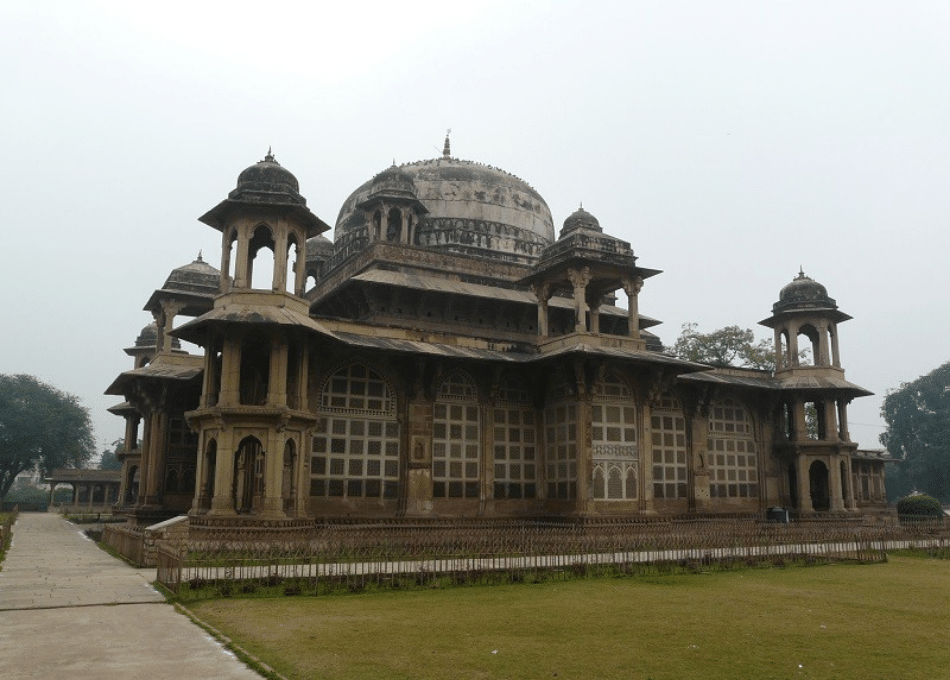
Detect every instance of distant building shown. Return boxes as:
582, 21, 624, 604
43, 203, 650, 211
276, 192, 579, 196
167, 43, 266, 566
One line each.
106, 140, 885, 535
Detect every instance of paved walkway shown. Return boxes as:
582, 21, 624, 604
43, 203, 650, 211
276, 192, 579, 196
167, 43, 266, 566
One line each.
0, 512, 261, 680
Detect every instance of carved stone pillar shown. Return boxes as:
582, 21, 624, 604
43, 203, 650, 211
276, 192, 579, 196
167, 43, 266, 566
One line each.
831, 324, 841, 367
534, 283, 551, 338
568, 267, 590, 333
622, 276, 643, 339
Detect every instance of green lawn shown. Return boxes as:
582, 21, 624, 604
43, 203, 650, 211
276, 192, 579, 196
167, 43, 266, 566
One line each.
189, 556, 950, 680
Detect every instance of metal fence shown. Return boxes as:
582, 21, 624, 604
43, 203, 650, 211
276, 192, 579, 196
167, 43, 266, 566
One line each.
156, 517, 949, 595
102, 524, 147, 566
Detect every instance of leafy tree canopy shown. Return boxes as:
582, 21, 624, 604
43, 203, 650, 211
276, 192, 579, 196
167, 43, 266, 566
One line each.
669, 323, 775, 370
99, 439, 124, 471
881, 361, 950, 502
0, 374, 96, 499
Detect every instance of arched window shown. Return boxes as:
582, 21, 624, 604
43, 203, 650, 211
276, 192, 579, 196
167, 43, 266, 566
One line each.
165, 468, 179, 494
544, 374, 577, 500
248, 223, 276, 290
707, 398, 758, 499
492, 374, 537, 500
797, 324, 819, 366
591, 373, 637, 501
311, 363, 399, 500
433, 371, 480, 499
285, 233, 300, 294
386, 207, 402, 242
651, 393, 687, 500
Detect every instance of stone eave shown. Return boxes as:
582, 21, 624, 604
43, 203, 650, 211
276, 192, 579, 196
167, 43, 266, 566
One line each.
198, 199, 330, 237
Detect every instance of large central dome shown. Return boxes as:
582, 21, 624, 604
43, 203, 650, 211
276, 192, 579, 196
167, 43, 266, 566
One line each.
335, 156, 555, 265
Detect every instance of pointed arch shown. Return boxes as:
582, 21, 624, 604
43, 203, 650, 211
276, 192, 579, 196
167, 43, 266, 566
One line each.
591, 370, 638, 501
311, 361, 399, 500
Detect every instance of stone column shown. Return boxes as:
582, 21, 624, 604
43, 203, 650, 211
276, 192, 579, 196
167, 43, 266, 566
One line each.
589, 299, 601, 334
797, 455, 811, 513
260, 432, 285, 518
192, 440, 206, 514
293, 234, 307, 296
400, 210, 409, 244
202, 344, 217, 407
159, 301, 184, 355
773, 328, 783, 370
142, 411, 167, 506
830, 324, 841, 367
219, 227, 232, 293
568, 268, 590, 334
234, 224, 251, 289
792, 397, 807, 441
273, 228, 288, 292
533, 283, 551, 339
788, 324, 799, 366
837, 399, 850, 441
829, 456, 845, 511
817, 322, 832, 367
623, 276, 643, 339
823, 399, 838, 442
268, 336, 288, 407
219, 336, 242, 406
209, 429, 236, 515
297, 344, 310, 411
153, 308, 167, 355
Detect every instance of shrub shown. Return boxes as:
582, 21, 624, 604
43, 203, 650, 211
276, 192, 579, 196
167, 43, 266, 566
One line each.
897, 494, 945, 520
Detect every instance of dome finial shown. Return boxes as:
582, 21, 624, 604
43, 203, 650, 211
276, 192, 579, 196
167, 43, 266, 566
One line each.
264, 146, 275, 163
797, 266, 807, 280
443, 129, 451, 159
197, 250, 203, 263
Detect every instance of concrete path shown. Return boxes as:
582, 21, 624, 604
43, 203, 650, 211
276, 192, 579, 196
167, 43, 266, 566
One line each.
0, 512, 261, 680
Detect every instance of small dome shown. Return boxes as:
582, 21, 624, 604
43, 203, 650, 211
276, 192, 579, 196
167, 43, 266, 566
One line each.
134, 323, 157, 348
306, 234, 334, 263
560, 206, 602, 236
774, 269, 836, 312
134, 323, 180, 349
369, 164, 417, 200
162, 253, 220, 295
228, 150, 306, 206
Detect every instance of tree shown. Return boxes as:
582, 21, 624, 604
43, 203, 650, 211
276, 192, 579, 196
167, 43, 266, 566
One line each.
881, 361, 950, 502
669, 323, 775, 370
670, 323, 819, 437
99, 439, 124, 471
0, 374, 96, 499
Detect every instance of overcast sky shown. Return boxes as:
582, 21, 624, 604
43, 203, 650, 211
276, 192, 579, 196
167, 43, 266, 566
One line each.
2, 0, 947, 453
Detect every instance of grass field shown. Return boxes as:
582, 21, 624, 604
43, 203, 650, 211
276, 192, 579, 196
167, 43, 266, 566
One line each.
189, 555, 950, 680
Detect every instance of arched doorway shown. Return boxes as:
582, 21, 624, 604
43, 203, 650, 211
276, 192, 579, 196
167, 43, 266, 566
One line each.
234, 437, 264, 514
809, 460, 830, 512
126, 466, 140, 504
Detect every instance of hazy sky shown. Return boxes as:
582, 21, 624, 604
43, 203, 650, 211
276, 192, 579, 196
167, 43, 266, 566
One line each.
2, 0, 947, 452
